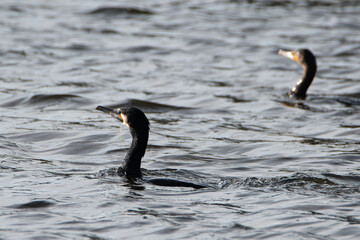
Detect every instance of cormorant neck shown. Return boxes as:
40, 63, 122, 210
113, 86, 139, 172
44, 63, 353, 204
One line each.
290, 62, 317, 98
122, 127, 149, 178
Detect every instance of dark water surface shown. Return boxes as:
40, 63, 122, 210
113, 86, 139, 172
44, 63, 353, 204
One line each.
1, 0, 360, 239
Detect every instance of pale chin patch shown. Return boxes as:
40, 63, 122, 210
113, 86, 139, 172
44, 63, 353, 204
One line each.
121, 113, 129, 127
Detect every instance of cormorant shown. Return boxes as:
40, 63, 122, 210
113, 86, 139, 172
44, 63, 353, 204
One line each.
278, 48, 360, 106
96, 106, 206, 189
278, 48, 317, 98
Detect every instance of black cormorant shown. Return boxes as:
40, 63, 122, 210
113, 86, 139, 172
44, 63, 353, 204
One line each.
278, 48, 360, 106
278, 48, 317, 98
96, 106, 206, 189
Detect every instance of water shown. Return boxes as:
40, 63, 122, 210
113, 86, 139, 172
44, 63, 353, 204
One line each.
1, 0, 360, 239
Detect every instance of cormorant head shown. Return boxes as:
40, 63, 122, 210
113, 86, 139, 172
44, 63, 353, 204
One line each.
118, 107, 150, 131
278, 48, 316, 70
96, 106, 150, 132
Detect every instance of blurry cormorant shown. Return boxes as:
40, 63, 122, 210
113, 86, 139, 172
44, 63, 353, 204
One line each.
278, 48, 317, 98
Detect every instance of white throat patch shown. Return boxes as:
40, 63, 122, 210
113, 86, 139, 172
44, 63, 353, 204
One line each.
121, 113, 129, 127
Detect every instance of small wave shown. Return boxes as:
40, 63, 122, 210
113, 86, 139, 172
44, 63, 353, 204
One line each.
123, 46, 160, 53
46, 141, 107, 156
216, 94, 255, 103
87, 6, 154, 16
1, 93, 92, 108
334, 95, 360, 106
102, 98, 193, 113
322, 173, 360, 184
10, 131, 70, 142
340, 124, 360, 129
242, 173, 336, 187
249, 0, 360, 8
100, 29, 119, 34
96, 167, 119, 178
186, 37, 226, 47
7, 5, 24, 12
123, 45, 177, 55
9, 200, 55, 209
56, 81, 95, 88
65, 43, 92, 51
7, 49, 27, 56
276, 94, 360, 112
299, 137, 350, 146
276, 99, 328, 112
219, 172, 360, 196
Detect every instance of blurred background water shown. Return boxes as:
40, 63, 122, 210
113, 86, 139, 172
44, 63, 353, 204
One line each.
0, 0, 360, 239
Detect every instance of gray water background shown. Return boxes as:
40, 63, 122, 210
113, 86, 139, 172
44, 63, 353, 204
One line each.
1, 0, 360, 239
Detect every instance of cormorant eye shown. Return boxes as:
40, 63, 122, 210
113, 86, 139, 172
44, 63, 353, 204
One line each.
114, 108, 121, 114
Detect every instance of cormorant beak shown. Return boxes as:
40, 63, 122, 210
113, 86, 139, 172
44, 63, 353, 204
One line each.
96, 105, 124, 123
278, 49, 297, 62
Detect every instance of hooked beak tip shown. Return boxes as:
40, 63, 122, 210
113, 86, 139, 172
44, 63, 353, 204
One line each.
96, 105, 112, 113
278, 49, 288, 56
278, 49, 296, 62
